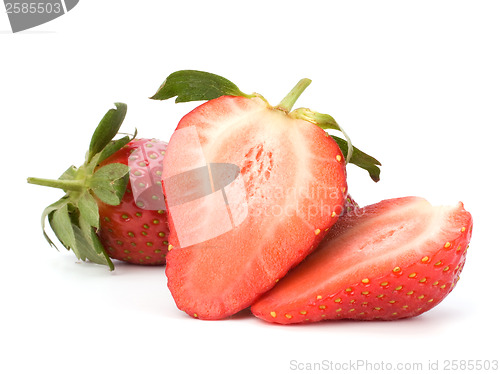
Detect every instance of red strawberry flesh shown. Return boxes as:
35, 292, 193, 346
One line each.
251, 196, 473, 324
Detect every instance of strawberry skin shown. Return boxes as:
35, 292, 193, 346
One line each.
163, 95, 348, 319
97, 139, 170, 265
251, 197, 473, 324
343, 194, 359, 215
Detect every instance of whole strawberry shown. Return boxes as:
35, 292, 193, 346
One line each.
27, 103, 169, 269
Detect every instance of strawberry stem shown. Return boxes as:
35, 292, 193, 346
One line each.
27, 177, 85, 192
276, 78, 312, 113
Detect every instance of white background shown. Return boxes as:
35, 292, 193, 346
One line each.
1, 1, 499, 373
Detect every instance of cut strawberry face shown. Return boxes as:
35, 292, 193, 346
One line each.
162, 94, 347, 320
251, 197, 473, 324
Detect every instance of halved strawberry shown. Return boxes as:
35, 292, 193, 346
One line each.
251, 197, 473, 324
163, 97, 346, 319
151, 70, 381, 320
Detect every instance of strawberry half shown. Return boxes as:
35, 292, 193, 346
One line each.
151, 70, 381, 319
28, 103, 169, 269
251, 197, 473, 324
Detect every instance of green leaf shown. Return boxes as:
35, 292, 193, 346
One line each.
78, 190, 100, 228
58, 165, 78, 182
87, 103, 127, 162
72, 224, 113, 268
41, 196, 113, 269
85, 130, 136, 174
97, 131, 135, 165
41, 197, 70, 249
39, 195, 114, 269
90, 163, 130, 205
90, 229, 114, 270
292, 108, 341, 131
331, 135, 382, 182
150, 70, 251, 102
91, 184, 126, 206
78, 216, 114, 270
91, 162, 130, 181
49, 202, 77, 252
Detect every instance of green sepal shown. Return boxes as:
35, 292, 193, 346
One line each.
59, 165, 78, 182
49, 202, 77, 252
83, 133, 134, 177
90, 229, 114, 270
72, 223, 113, 269
78, 190, 100, 229
97, 129, 137, 165
150, 70, 252, 103
89, 163, 130, 205
87, 103, 127, 162
292, 108, 341, 131
78, 215, 114, 270
41, 197, 70, 249
331, 135, 382, 182
41, 191, 114, 270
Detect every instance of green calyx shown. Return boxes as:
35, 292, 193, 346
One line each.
27, 103, 135, 270
151, 69, 381, 182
